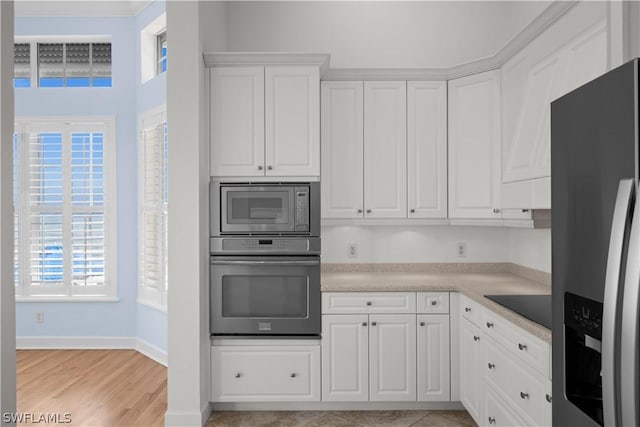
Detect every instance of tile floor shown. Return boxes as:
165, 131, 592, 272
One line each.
206, 410, 477, 427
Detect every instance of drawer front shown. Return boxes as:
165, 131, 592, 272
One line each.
482, 309, 550, 377
484, 336, 546, 425
417, 292, 450, 314
484, 386, 529, 427
460, 294, 483, 326
211, 345, 320, 402
322, 292, 416, 314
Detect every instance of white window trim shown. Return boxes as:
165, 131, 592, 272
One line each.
138, 105, 168, 312
140, 13, 166, 83
14, 116, 117, 301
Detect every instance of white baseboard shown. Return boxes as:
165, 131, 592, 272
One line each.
164, 410, 205, 427
16, 336, 168, 367
211, 401, 465, 411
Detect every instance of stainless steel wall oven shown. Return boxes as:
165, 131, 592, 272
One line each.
209, 180, 321, 337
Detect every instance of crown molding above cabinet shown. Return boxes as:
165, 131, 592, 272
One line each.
203, 52, 331, 77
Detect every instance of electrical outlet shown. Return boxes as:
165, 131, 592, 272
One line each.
348, 243, 358, 259
36, 312, 44, 323
456, 242, 467, 257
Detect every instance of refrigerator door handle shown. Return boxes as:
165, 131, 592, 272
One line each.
603, 178, 635, 427
620, 195, 640, 427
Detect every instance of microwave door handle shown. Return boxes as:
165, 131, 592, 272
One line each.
603, 178, 635, 427
621, 195, 640, 427
210, 260, 320, 266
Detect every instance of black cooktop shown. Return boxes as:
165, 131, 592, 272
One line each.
484, 294, 552, 330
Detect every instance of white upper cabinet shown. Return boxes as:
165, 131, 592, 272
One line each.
265, 66, 320, 177
321, 81, 364, 219
448, 70, 502, 219
407, 81, 448, 219
501, 2, 607, 208
364, 81, 407, 219
210, 67, 265, 177
210, 65, 320, 177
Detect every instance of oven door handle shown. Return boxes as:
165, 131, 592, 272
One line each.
210, 259, 320, 266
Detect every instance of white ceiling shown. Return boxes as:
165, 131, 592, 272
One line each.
14, 0, 152, 17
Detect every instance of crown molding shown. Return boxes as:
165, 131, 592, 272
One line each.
15, 1, 152, 17
203, 52, 331, 76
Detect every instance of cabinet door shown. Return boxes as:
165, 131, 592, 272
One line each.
321, 314, 369, 401
407, 81, 447, 219
364, 81, 407, 219
460, 318, 483, 424
448, 70, 501, 219
265, 66, 320, 177
417, 314, 450, 401
321, 81, 364, 218
210, 66, 265, 177
369, 314, 416, 401
484, 386, 528, 427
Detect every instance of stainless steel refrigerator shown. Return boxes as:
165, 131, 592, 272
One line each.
552, 58, 640, 426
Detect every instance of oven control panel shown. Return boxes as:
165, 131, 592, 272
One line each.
213, 237, 317, 253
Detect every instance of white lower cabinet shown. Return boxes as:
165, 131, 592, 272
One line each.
484, 386, 528, 427
417, 314, 450, 401
321, 292, 449, 403
460, 317, 484, 422
211, 343, 320, 402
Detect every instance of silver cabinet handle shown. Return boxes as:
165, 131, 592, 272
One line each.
371, 322, 377, 326
431, 300, 438, 306
488, 417, 496, 424
486, 322, 494, 328
522, 209, 530, 213
357, 209, 363, 213
518, 343, 528, 351
366, 301, 372, 306
487, 363, 495, 370
362, 322, 367, 326
410, 209, 415, 213
257, 165, 263, 171
546, 394, 552, 403
420, 322, 425, 326
493, 208, 501, 213
473, 336, 480, 341
234, 373, 241, 378
465, 307, 471, 312
290, 373, 297, 378
267, 165, 273, 170
520, 392, 530, 400
366, 209, 372, 213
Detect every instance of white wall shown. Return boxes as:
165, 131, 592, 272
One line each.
322, 226, 509, 263
508, 228, 551, 273
224, 1, 546, 68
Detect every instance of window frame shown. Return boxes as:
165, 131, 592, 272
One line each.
14, 116, 118, 302
156, 30, 167, 76
14, 36, 112, 88
137, 106, 168, 311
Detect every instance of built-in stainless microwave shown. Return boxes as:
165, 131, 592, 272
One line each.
210, 181, 320, 237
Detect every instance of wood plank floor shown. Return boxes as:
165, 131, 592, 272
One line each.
17, 350, 166, 427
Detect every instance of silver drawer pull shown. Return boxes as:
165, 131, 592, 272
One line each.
420, 322, 426, 326
366, 301, 372, 306
487, 363, 495, 370
518, 343, 528, 351
546, 394, 552, 403
257, 165, 263, 171
520, 392, 530, 400
371, 322, 377, 326
410, 209, 416, 213
234, 373, 241, 378
362, 322, 367, 326
486, 321, 494, 328
488, 417, 496, 424
366, 209, 372, 213
493, 208, 501, 213
465, 307, 471, 312
431, 300, 438, 306
290, 373, 297, 378
357, 209, 363, 213
267, 165, 273, 170
473, 335, 480, 341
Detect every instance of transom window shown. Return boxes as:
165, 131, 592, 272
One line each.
14, 118, 116, 300
13, 40, 112, 88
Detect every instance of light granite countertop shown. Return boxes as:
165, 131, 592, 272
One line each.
321, 270, 552, 343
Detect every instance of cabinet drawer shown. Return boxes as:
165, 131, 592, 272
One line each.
484, 386, 528, 427
322, 292, 416, 314
484, 336, 547, 425
417, 292, 449, 313
211, 345, 320, 402
460, 294, 483, 326
482, 309, 550, 377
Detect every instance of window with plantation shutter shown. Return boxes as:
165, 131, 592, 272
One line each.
138, 107, 168, 309
14, 118, 116, 300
